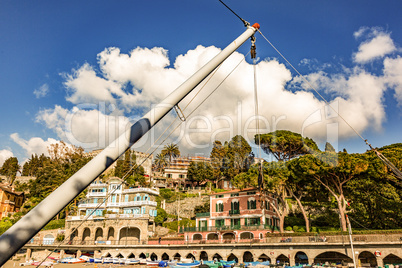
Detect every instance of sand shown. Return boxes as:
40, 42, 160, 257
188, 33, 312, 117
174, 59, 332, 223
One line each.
2, 261, 150, 268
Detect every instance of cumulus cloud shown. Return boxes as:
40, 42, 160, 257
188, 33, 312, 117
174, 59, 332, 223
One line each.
383, 56, 402, 106
0, 149, 14, 167
10, 133, 59, 157
33, 83, 49, 98
35, 27, 402, 156
353, 27, 396, 63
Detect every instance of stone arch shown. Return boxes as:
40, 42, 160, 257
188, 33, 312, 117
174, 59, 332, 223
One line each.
239, 232, 253, 240
207, 233, 218, 240
212, 253, 223, 261
82, 227, 91, 241
222, 232, 235, 241
95, 227, 103, 241
150, 253, 158, 261
314, 251, 352, 265
259, 233, 263, 239
173, 253, 181, 260
107, 227, 115, 240
200, 251, 208, 261
161, 253, 169, 260
116, 253, 124, 258
358, 251, 377, 267
295, 251, 308, 265
118, 227, 141, 243
243, 251, 253, 262
276, 254, 289, 265
127, 253, 135, 258
103, 252, 112, 257
227, 253, 238, 263
139, 253, 146, 259
186, 253, 195, 260
258, 254, 270, 262
193, 234, 203, 241
69, 229, 78, 243
384, 254, 402, 265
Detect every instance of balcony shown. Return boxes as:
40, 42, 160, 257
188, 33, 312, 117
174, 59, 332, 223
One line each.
87, 192, 107, 197
229, 210, 240, 215
78, 203, 106, 209
123, 187, 159, 195
180, 224, 277, 233
195, 212, 210, 217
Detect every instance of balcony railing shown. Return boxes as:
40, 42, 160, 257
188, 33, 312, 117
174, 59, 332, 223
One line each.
195, 212, 210, 217
180, 224, 279, 233
78, 200, 157, 209
123, 187, 159, 195
229, 210, 240, 215
66, 214, 149, 221
87, 192, 107, 197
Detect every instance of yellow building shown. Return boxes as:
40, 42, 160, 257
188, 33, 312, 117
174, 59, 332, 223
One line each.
0, 183, 25, 220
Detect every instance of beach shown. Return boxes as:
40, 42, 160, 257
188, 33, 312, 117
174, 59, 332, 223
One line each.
2, 261, 151, 268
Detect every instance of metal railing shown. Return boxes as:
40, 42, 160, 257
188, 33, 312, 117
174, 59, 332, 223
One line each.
180, 224, 279, 233
25, 233, 402, 247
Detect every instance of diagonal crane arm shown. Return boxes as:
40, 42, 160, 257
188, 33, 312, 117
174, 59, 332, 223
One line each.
0, 23, 260, 265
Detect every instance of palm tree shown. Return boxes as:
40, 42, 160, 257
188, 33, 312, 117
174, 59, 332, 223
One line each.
154, 153, 168, 172
161, 143, 180, 167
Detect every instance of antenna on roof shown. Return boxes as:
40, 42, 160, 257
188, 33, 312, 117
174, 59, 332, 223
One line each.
218, 0, 250, 27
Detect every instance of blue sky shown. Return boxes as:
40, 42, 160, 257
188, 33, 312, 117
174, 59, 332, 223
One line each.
1, 0, 402, 165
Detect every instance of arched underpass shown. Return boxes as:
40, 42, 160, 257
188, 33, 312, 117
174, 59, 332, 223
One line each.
383, 254, 402, 265
314, 251, 353, 265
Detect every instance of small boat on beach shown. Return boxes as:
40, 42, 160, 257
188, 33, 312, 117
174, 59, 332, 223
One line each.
175, 260, 201, 267
102, 257, 114, 264
125, 258, 140, 265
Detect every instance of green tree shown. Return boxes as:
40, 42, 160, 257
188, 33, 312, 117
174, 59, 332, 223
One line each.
27, 141, 91, 219
263, 162, 291, 233
346, 145, 402, 229
292, 152, 367, 231
324, 142, 336, 153
154, 153, 168, 173
256, 130, 319, 161
154, 207, 168, 226
0, 157, 20, 185
161, 143, 180, 167
114, 150, 146, 185
223, 135, 253, 180
187, 161, 214, 186
210, 141, 227, 186
21, 154, 47, 177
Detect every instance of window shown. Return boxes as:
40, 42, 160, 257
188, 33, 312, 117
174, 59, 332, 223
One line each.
245, 217, 260, 226
230, 193, 239, 197
125, 195, 129, 202
247, 199, 256, 209
167, 174, 172, 178
216, 195, 224, 198
247, 191, 256, 195
215, 219, 224, 227
216, 202, 224, 212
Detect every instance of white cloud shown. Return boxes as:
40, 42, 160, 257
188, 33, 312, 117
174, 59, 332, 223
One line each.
36, 29, 402, 156
0, 149, 14, 167
353, 28, 396, 63
33, 83, 49, 98
10, 133, 58, 157
383, 56, 402, 106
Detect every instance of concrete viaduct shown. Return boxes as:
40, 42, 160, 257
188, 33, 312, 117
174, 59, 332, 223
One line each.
24, 234, 402, 267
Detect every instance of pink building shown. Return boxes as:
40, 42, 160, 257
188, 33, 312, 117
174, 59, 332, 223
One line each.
181, 188, 280, 243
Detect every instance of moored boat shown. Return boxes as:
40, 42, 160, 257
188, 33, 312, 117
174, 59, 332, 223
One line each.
176, 260, 201, 267
125, 258, 140, 265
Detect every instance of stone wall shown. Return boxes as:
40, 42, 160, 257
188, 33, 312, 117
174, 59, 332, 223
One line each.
165, 196, 208, 219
